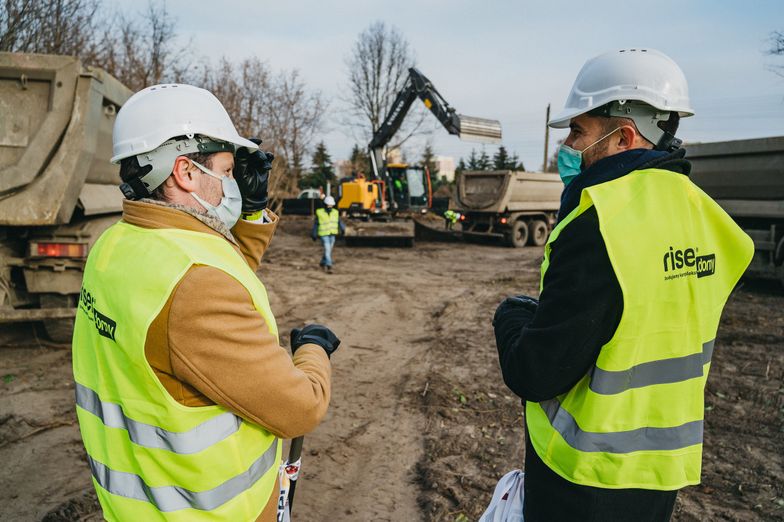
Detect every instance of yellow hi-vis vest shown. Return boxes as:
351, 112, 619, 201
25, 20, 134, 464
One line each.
72, 222, 282, 521
316, 207, 339, 236
527, 168, 753, 491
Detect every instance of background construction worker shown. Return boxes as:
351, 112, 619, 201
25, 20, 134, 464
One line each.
492, 49, 753, 521
443, 209, 460, 230
311, 196, 344, 272
72, 84, 340, 521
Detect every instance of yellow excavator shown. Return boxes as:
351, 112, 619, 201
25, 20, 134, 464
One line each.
338, 67, 502, 246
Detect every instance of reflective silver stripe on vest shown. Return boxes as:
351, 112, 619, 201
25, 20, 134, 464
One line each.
75, 382, 242, 454
589, 339, 715, 395
540, 398, 703, 453
88, 439, 278, 512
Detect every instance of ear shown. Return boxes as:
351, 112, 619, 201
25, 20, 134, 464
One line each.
169, 156, 198, 192
617, 125, 638, 150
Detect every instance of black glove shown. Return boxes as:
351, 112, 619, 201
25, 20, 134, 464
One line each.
492, 295, 538, 328
290, 324, 341, 358
234, 138, 274, 213
493, 295, 538, 355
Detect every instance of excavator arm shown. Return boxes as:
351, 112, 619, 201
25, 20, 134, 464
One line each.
368, 67, 502, 182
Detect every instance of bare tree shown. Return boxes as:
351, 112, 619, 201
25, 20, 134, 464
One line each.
343, 21, 425, 149
767, 30, 784, 77
1, 0, 191, 91
202, 59, 326, 202
1, 0, 102, 56
92, 1, 192, 91
202, 57, 272, 138
264, 70, 326, 197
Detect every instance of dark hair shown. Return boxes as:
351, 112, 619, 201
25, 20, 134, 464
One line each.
118, 147, 216, 201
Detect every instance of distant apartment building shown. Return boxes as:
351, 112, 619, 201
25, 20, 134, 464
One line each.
434, 156, 456, 182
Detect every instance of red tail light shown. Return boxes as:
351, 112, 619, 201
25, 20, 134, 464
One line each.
500, 217, 508, 225
30, 242, 88, 258
459, 214, 466, 221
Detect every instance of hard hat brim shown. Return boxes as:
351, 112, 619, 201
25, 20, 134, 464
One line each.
227, 135, 260, 153
548, 108, 582, 129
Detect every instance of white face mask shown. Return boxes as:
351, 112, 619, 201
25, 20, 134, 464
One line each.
189, 160, 242, 229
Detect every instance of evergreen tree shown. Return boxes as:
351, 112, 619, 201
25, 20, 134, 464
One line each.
420, 144, 441, 191
467, 149, 480, 170
299, 141, 335, 190
421, 144, 436, 171
477, 149, 491, 170
349, 144, 370, 176
510, 152, 525, 171
456, 158, 467, 174
493, 146, 510, 170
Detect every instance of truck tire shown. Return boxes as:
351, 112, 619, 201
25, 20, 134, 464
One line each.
528, 220, 549, 246
506, 219, 529, 248
40, 293, 76, 344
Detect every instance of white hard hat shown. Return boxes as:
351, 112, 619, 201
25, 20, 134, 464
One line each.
324, 196, 336, 206
549, 48, 694, 129
112, 84, 258, 194
112, 84, 257, 162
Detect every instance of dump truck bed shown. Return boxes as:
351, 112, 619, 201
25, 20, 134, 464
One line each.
456, 170, 562, 214
686, 136, 784, 202
0, 53, 131, 225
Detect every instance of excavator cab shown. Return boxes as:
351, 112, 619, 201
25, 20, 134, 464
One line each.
386, 164, 431, 212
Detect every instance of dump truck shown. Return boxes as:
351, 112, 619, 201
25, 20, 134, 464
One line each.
454, 170, 563, 247
686, 136, 784, 287
0, 53, 132, 341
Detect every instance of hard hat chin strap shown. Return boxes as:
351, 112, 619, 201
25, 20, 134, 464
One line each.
589, 101, 682, 152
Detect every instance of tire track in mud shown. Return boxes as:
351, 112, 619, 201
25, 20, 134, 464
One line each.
263, 236, 442, 521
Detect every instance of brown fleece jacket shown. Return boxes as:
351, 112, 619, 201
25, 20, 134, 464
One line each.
123, 200, 331, 521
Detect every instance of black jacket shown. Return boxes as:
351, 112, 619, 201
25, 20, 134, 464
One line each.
495, 148, 691, 522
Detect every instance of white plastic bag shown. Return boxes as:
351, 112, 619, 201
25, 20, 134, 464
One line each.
478, 469, 525, 522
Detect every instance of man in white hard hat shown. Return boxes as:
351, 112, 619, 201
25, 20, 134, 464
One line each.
492, 49, 753, 521
311, 195, 344, 272
72, 83, 339, 521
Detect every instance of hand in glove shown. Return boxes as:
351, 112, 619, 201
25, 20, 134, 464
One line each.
290, 324, 341, 358
493, 295, 538, 355
492, 295, 538, 327
234, 138, 274, 213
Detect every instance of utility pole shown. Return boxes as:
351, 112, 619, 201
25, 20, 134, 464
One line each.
543, 103, 551, 171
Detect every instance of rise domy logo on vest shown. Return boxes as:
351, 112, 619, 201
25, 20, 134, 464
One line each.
663, 246, 716, 281
78, 285, 117, 341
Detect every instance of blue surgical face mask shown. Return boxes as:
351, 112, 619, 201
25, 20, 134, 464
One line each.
189, 160, 243, 229
557, 127, 621, 186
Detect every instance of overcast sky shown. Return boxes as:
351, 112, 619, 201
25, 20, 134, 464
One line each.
118, 0, 784, 169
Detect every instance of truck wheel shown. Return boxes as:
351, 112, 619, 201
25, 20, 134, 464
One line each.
40, 294, 76, 344
528, 220, 549, 246
506, 219, 529, 248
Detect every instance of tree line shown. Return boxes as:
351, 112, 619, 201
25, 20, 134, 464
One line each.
456, 146, 525, 173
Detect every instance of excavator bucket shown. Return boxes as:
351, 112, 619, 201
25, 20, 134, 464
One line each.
457, 114, 503, 144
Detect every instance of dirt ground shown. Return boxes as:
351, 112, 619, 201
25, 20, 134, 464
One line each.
1, 216, 782, 521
